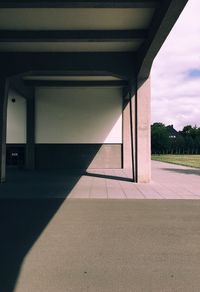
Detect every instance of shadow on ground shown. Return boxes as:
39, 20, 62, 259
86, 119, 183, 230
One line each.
0, 168, 81, 292
0, 168, 132, 198
161, 167, 200, 176
0, 167, 131, 292
0, 199, 64, 292
0, 168, 84, 198
85, 171, 133, 182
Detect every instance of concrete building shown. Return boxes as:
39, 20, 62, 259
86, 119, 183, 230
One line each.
0, 0, 188, 183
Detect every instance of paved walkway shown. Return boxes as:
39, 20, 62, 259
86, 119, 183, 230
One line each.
69, 161, 200, 199
0, 161, 200, 199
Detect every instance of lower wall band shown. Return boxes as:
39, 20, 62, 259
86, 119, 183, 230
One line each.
35, 144, 122, 169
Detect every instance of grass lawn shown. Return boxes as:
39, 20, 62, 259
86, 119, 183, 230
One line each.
152, 154, 200, 169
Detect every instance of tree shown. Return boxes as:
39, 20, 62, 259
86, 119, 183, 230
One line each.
151, 123, 170, 154
175, 135, 185, 154
182, 125, 193, 135
184, 136, 194, 154
151, 123, 200, 154
194, 136, 200, 154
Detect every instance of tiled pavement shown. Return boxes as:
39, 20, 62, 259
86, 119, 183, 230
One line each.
69, 161, 200, 199
1, 160, 199, 199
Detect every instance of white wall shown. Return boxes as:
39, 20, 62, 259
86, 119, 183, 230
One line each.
6, 89, 26, 143
35, 87, 122, 143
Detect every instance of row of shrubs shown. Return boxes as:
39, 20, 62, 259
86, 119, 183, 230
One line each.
151, 123, 200, 154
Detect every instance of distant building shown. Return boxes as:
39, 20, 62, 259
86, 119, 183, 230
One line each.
166, 125, 178, 139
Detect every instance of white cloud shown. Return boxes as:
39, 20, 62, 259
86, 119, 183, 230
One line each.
151, 0, 200, 130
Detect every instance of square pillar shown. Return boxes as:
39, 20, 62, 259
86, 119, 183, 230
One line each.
26, 96, 35, 170
0, 77, 8, 183
135, 78, 151, 183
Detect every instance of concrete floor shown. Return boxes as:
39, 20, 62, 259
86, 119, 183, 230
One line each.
1, 199, 200, 292
0, 161, 200, 292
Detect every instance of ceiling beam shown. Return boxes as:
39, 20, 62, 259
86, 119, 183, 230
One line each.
23, 80, 128, 87
0, 0, 158, 9
0, 52, 135, 80
25, 70, 124, 79
0, 30, 147, 43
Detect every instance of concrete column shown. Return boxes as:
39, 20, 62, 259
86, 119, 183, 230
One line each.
26, 95, 35, 169
135, 78, 151, 183
0, 77, 8, 183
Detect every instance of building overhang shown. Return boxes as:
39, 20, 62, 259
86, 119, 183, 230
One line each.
0, 0, 188, 90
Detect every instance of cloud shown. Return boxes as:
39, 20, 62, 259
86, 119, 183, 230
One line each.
151, 0, 200, 130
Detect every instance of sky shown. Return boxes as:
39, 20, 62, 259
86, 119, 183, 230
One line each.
151, 0, 200, 131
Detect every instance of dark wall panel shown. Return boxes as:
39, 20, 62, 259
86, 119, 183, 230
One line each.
6, 144, 25, 167
35, 144, 122, 169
